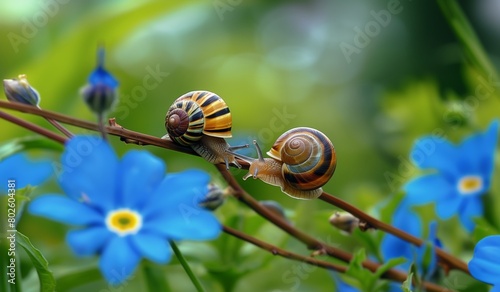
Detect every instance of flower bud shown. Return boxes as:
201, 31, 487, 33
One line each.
199, 183, 225, 211
3, 74, 40, 106
260, 200, 289, 223
81, 48, 118, 116
329, 212, 359, 234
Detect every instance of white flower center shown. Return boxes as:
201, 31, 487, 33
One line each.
105, 208, 143, 236
457, 175, 483, 195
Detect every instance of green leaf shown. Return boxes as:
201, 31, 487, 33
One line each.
420, 241, 435, 280
142, 261, 171, 292
345, 249, 377, 292
53, 265, 102, 291
352, 228, 384, 262
437, 0, 499, 82
0, 136, 63, 161
16, 231, 56, 292
409, 263, 420, 289
373, 257, 407, 280
401, 272, 413, 292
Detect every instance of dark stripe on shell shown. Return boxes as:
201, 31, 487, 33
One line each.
201, 95, 219, 107
205, 107, 230, 119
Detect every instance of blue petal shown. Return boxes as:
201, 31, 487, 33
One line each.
136, 169, 220, 240
145, 209, 221, 241
381, 205, 421, 271
59, 136, 118, 212
436, 196, 463, 219
458, 197, 483, 232
0, 153, 53, 193
389, 283, 404, 292
404, 174, 454, 205
469, 235, 500, 285
89, 48, 118, 88
130, 232, 172, 264
117, 151, 165, 208
142, 169, 210, 217
459, 121, 498, 176
99, 236, 140, 285
483, 120, 499, 155
29, 195, 103, 225
89, 67, 118, 89
410, 137, 460, 177
478, 120, 499, 184
381, 234, 413, 272
67, 226, 112, 256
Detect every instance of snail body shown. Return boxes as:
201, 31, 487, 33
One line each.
164, 91, 244, 168
231, 127, 336, 199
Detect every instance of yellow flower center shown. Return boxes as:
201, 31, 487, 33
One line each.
106, 209, 142, 236
458, 175, 483, 195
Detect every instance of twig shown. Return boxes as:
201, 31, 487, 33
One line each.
215, 165, 451, 292
0, 100, 197, 154
318, 193, 469, 273
0, 100, 468, 276
222, 225, 449, 292
0, 110, 67, 144
43, 116, 74, 138
223, 225, 347, 273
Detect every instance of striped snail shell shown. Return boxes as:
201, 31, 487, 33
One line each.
164, 91, 244, 169
229, 127, 336, 199
166, 91, 232, 146
268, 127, 336, 192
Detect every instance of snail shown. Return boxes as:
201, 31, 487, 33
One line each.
163, 90, 247, 169
229, 127, 336, 199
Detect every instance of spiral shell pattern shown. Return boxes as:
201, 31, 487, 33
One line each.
267, 127, 336, 191
165, 91, 232, 146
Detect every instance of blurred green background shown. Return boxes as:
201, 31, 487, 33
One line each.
1, 0, 500, 291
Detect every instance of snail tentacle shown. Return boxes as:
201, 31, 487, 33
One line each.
233, 127, 336, 200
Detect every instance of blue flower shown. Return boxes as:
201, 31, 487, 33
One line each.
81, 48, 118, 115
469, 235, 500, 291
404, 120, 499, 232
0, 153, 53, 194
381, 201, 439, 280
29, 136, 221, 285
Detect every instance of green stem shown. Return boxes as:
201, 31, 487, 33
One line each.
437, 0, 499, 82
96, 113, 108, 141
169, 241, 205, 292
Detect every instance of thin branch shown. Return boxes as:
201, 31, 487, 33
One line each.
217, 166, 450, 292
0, 100, 468, 275
0, 100, 198, 154
222, 226, 448, 292
43, 117, 74, 138
223, 225, 347, 273
0, 110, 67, 144
318, 193, 469, 274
